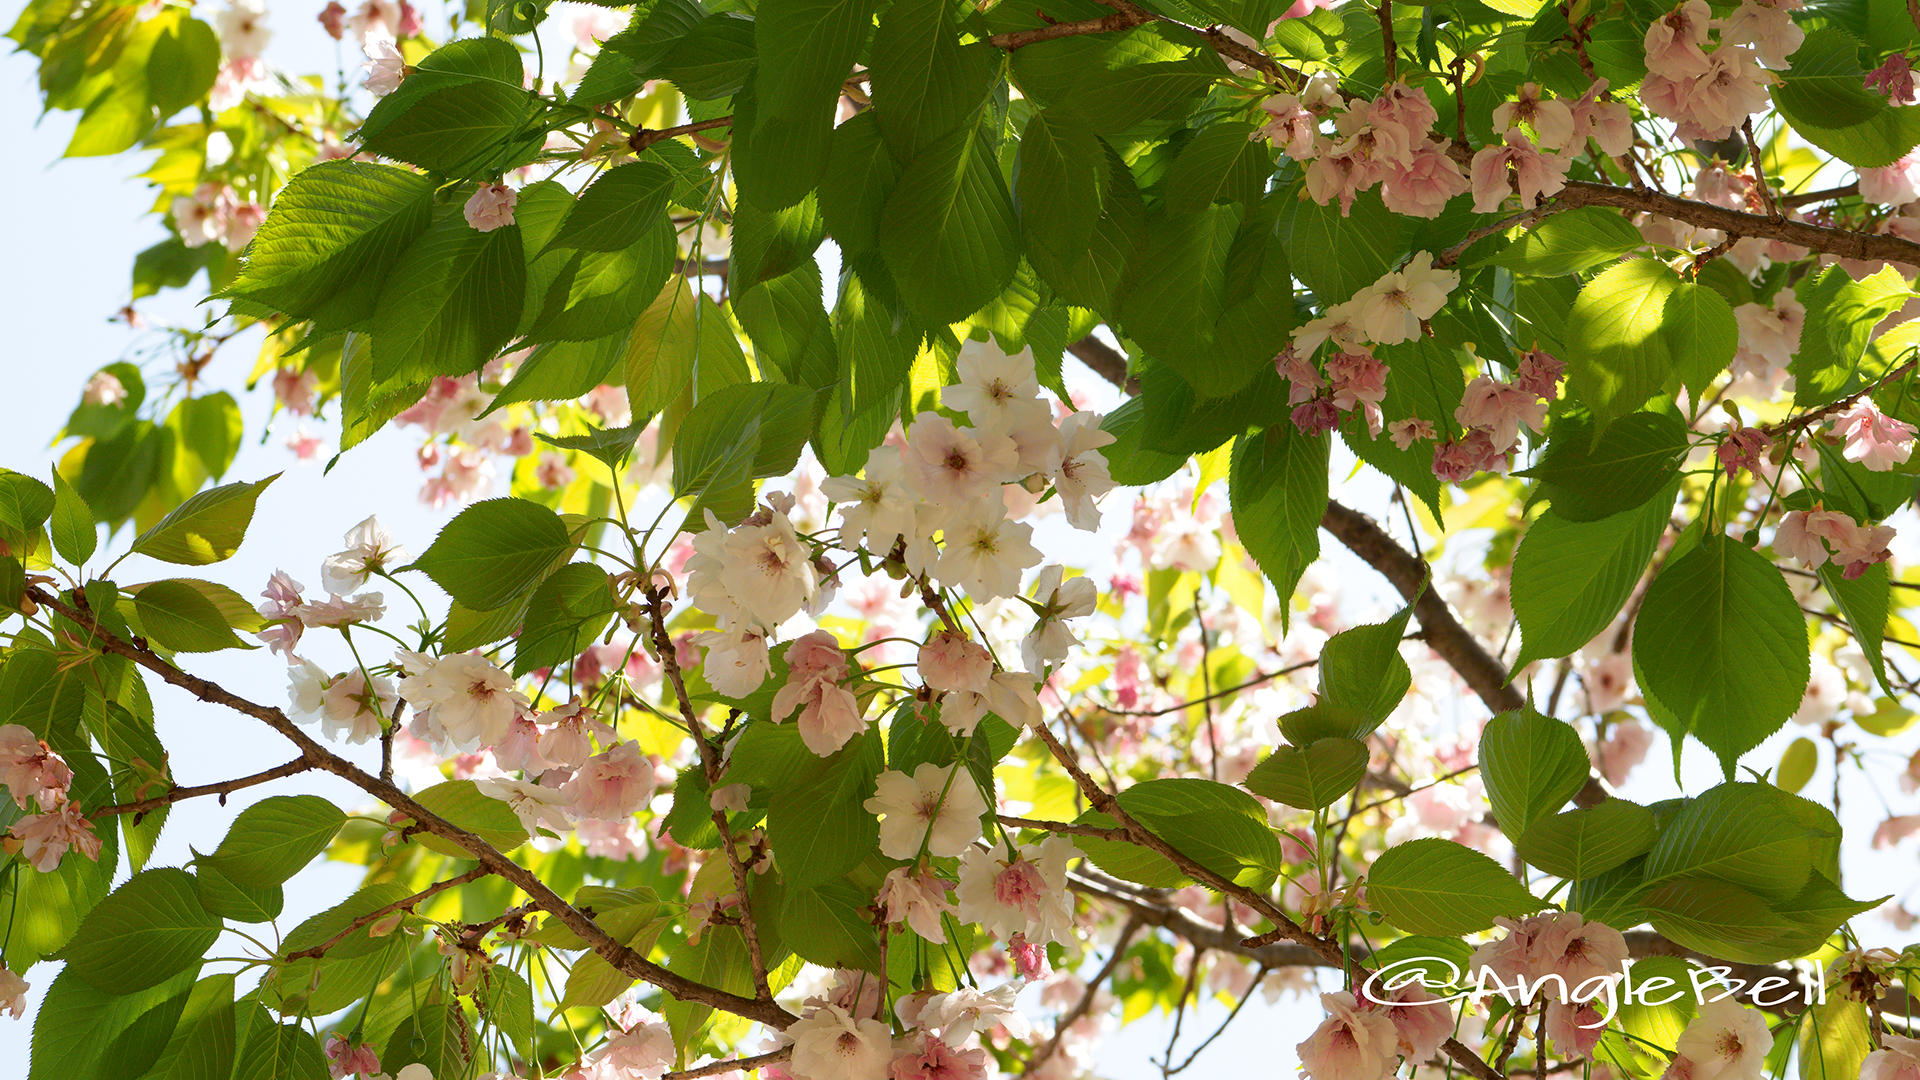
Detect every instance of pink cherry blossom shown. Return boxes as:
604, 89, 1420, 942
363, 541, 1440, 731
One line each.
1291, 395, 1340, 436
1455, 376, 1546, 448
1835, 401, 1916, 471
1378, 139, 1472, 219
890, 1033, 989, 1080
1595, 717, 1653, 786
1258, 94, 1319, 159
1374, 983, 1452, 1064
1471, 131, 1570, 213
325, 1032, 383, 1078
919, 631, 992, 695
1860, 156, 1920, 205
0, 969, 25, 1020
877, 867, 956, 942
1644, 0, 1714, 79
1388, 416, 1436, 450
1514, 349, 1565, 399
1297, 991, 1399, 1080
772, 631, 867, 756
1862, 1032, 1920, 1080
464, 183, 517, 232
1715, 425, 1773, 477
1731, 294, 1804, 374
6, 800, 103, 872
1492, 83, 1576, 150
561, 740, 655, 819
1009, 932, 1048, 979
1866, 54, 1918, 105
0, 725, 71, 811
904, 413, 1018, 503
1545, 1000, 1608, 1058
1278, 349, 1327, 404
1569, 80, 1635, 156
1808, 511, 1896, 579
1683, 46, 1777, 138
362, 36, 406, 96
1718, 0, 1805, 69
319, 0, 347, 39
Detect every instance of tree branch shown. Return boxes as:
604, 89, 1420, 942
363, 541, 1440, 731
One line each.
88, 756, 313, 821
1554, 180, 1920, 266
628, 116, 732, 152
1000, 814, 1131, 843
285, 867, 490, 961
665, 1048, 793, 1079
987, 10, 1142, 49
1066, 335, 1135, 394
1021, 914, 1145, 1075
33, 585, 798, 1032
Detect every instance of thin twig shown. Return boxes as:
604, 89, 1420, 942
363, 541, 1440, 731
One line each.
89, 756, 312, 820
1023, 916, 1145, 1074
629, 116, 733, 152
664, 1047, 793, 1079
285, 867, 489, 961
999, 815, 1131, 843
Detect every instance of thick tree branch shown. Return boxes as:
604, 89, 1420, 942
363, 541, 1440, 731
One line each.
628, 116, 732, 152
987, 10, 1140, 49
35, 585, 797, 1031
1066, 334, 1135, 394
1000, 814, 1132, 843
88, 756, 312, 821
1554, 180, 1920, 266
665, 1048, 793, 1079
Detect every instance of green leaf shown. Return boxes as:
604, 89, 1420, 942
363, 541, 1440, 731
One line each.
671, 381, 818, 522
1639, 876, 1793, 956
232, 1016, 328, 1080
1241, 737, 1369, 810
1030, 141, 1144, 312
1510, 484, 1674, 669
1522, 412, 1688, 522
663, 926, 754, 1049
767, 728, 883, 887
548, 161, 675, 253
1366, 837, 1546, 936
1228, 425, 1327, 626
658, 14, 757, 98
130, 578, 255, 652
1775, 736, 1819, 794
1285, 188, 1407, 305
878, 123, 1020, 325
1053, 48, 1226, 133
202, 795, 346, 888
1641, 783, 1826, 904
1663, 280, 1739, 405
279, 883, 413, 963
868, 0, 997, 159
571, 0, 706, 105
357, 38, 544, 177
370, 203, 526, 383
1821, 562, 1897, 697
1569, 856, 1648, 929
560, 950, 641, 1011
513, 562, 620, 676
221, 161, 434, 327
1515, 800, 1658, 880
737, 260, 839, 392
488, 334, 623, 411
780, 882, 884, 971
529, 224, 676, 342
409, 779, 530, 855
1162, 121, 1271, 212
1632, 535, 1810, 776
1015, 110, 1106, 276
29, 964, 198, 1080
412, 497, 574, 610
1563, 258, 1682, 431
1475, 206, 1644, 276
1116, 777, 1285, 890
729, 194, 827, 295
734, 0, 877, 209
147, 973, 236, 1080
128, 474, 277, 565
193, 857, 284, 923
65, 362, 146, 440
1317, 601, 1415, 727
59, 868, 220, 994
817, 111, 900, 259
174, 393, 244, 482
1479, 708, 1591, 840
144, 15, 217, 115
1773, 28, 1920, 168
1791, 264, 1913, 407
0, 471, 55, 537
1799, 996, 1873, 1080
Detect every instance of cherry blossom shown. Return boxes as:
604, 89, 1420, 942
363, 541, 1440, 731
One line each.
1492, 83, 1576, 150
771, 631, 866, 756
321, 516, 408, 595
877, 867, 956, 942
1863, 1032, 1920, 1080
6, 799, 103, 872
217, 0, 272, 58
865, 762, 989, 859
1731, 294, 1804, 375
1456, 376, 1546, 449
0, 725, 70, 811
1388, 417, 1435, 450
1715, 425, 1773, 477
1717, 0, 1805, 70
319, 669, 398, 744
1374, 982, 1452, 1064
478, 776, 576, 836
0, 969, 25, 1021
563, 741, 655, 819
946, 340, 1043, 432
1471, 131, 1570, 213
1022, 565, 1097, 671
788, 1003, 893, 1080
889, 1033, 989, 1080
1595, 717, 1653, 786
935, 506, 1040, 601
956, 836, 1079, 946
694, 627, 772, 697
1668, 997, 1772, 1080
1835, 401, 1916, 471
918, 982, 1031, 1042
579, 1006, 676, 1080
81, 370, 127, 407
1644, 0, 1714, 80
1045, 411, 1116, 530
1355, 253, 1460, 346
823, 445, 922, 555
463, 183, 518, 232
397, 651, 526, 752
1866, 54, 1919, 105
362, 36, 406, 96
1258, 93, 1318, 159
1568, 80, 1635, 156
1296, 991, 1399, 1080
904, 413, 1018, 503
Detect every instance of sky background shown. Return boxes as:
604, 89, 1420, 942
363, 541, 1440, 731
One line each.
1, 5, 1918, 1076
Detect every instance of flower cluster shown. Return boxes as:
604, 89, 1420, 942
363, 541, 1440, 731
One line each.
1283, 253, 1462, 438
1776, 506, 1896, 579
1432, 349, 1562, 482
1641, 0, 1802, 142
1261, 77, 1470, 219
0, 725, 98, 874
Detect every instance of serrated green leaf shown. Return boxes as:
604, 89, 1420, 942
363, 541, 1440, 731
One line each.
1367, 837, 1546, 935
1479, 707, 1591, 840
412, 497, 573, 610
1242, 737, 1369, 810
59, 868, 220, 994
129, 474, 277, 565
203, 794, 346, 888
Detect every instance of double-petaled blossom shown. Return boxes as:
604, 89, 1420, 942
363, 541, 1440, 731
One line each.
1431, 429, 1507, 481
904, 413, 1018, 504
877, 867, 957, 942
1492, 83, 1576, 149
1296, 991, 1400, 1080
1835, 401, 1916, 471
1863, 1032, 1920, 1080
1045, 412, 1116, 530
319, 669, 398, 744
1257, 93, 1318, 159
772, 630, 866, 756
956, 836, 1080, 946
579, 1005, 675, 1080
1779, 508, 1897, 577
1279, 350, 1327, 404
865, 762, 988, 860
300, 592, 387, 627
823, 445, 923, 557
1355, 253, 1459, 346
919, 632, 992, 696
1471, 131, 1570, 213
398, 651, 527, 753
1291, 395, 1341, 436
1545, 1000, 1609, 1058
362, 35, 406, 96
1513, 349, 1565, 399
324, 1033, 382, 1078
1666, 997, 1772, 1080
1469, 911, 1630, 998
217, 0, 272, 57
788, 1003, 893, 1080
477, 776, 575, 837
1455, 376, 1546, 449
1569, 80, 1636, 156
946, 341, 1043, 434
1380, 142, 1472, 219
321, 516, 408, 595
693, 626, 771, 697
1388, 417, 1436, 450
1866, 54, 1919, 105
889, 1033, 990, 1080
563, 740, 655, 819
1717, 0, 1805, 69
1376, 982, 1454, 1064
1731, 294, 1804, 375
918, 982, 1032, 1042
934, 506, 1040, 601
1022, 565, 1097, 672
1716, 426, 1773, 477
6, 799, 102, 872
1644, 0, 1715, 79
0, 726, 70, 811
1325, 350, 1390, 435
695, 508, 817, 631
463, 183, 517, 232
